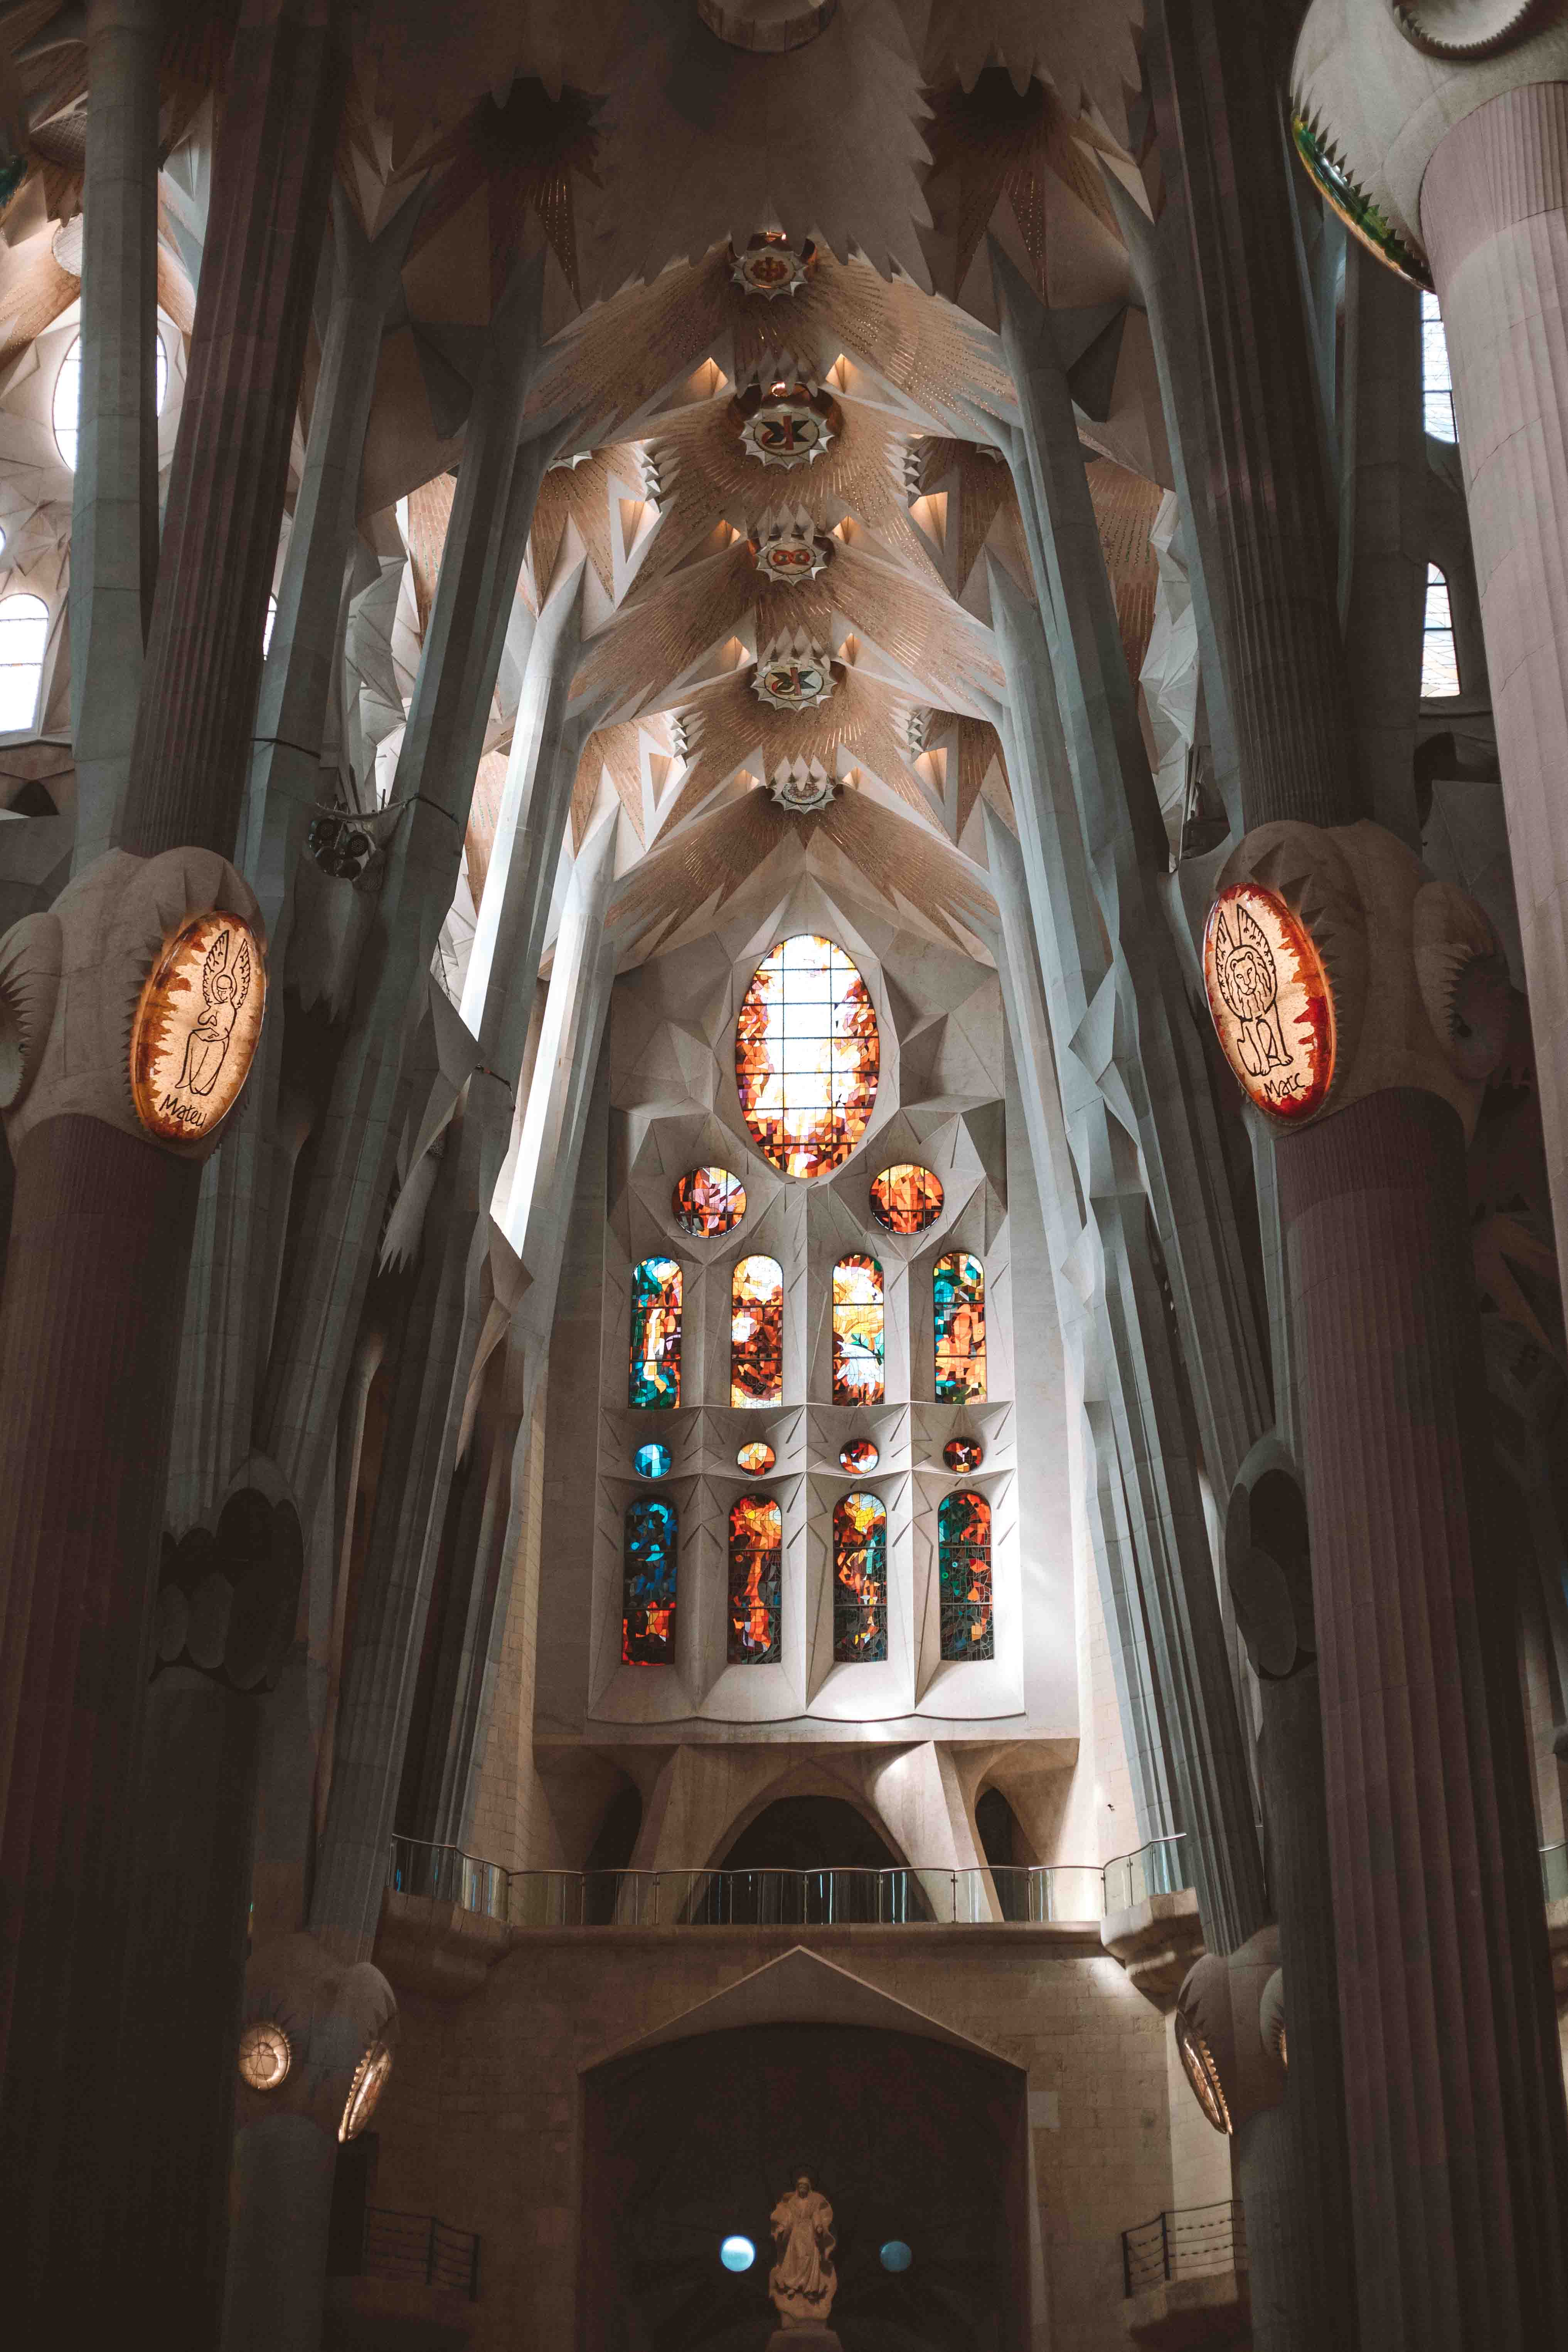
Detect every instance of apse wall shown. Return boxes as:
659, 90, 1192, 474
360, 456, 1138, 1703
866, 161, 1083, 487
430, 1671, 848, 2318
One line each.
533, 873, 1077, 1748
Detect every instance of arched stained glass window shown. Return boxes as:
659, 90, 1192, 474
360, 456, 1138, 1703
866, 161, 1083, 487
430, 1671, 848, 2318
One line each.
832, 1254, 884, 1405
623, 1496, 677, 1664
728, 1493, 781, 1663
629, 1256, 681, 1408
934, 1252, 985, 1402
735, 933, 878, 1177
0, 595, 48, 734
938, 1491, 992, 1661
731, 1254, 783, 1407
833, 1490, 887, 1661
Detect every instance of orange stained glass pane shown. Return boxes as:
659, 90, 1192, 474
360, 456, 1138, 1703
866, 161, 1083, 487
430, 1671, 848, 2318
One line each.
735, 933, 879, 1178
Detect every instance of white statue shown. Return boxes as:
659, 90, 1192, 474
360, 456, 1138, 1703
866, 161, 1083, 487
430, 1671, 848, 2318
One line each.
769, 2173, 837, 2328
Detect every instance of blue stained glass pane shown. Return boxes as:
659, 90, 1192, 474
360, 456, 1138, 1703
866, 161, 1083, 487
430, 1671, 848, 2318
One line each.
933, 1251, 985, 1402
880, 2240, 913, 2273
623, 1496, 677, 1665
633, 1442, 672, 1479
938, 1489, 993, 1661
721, 2236, 756, 2272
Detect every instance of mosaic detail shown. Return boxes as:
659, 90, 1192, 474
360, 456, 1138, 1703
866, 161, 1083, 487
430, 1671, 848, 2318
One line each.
633, 1441, 672, 1479
737, 1439, 776, 1475
728, 1492, 782, 1664
832, 1254, 885, 1405
629, 1256, 681, 1409
672, 1164, 747, 1237
623, 1496, 678, 1664
833, 1490, 887, 1662
938, 1489, 993, 1661
753, 503, 832, 585
752, 627, 835, 712
735, 933, 879, 1179
1203, 883, 1336, 1124
869, 1163, 944, 1235
942, 1435, 984, 1474
735, 379, 839, 470
839, 1438, 879, 1473
731, 1254, 784, 1408
933, 1252, 985, 1402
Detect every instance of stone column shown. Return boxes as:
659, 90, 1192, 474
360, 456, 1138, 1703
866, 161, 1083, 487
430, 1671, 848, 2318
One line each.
0, 3, 341, 2323
1280, 1088, 1568, 2347
1421, 79, 1568, 1314
70, 0, 162, 873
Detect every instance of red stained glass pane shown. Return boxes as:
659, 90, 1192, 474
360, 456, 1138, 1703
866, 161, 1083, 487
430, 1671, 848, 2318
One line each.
672, 1164, 747, 1237
731, 1254, 783, 1407
869, 1163, 944, 1235
735, 934, 879, 1178
833, 1489, 887, 1661
728, 1492, 782, 1663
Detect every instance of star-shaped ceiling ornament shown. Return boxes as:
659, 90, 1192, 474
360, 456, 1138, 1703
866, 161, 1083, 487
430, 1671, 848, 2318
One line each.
734, 378, 841, 470
752, 504, 833, 586
769, 756, 837, 813
730, 231, 815, 300
752, 628, 837, 712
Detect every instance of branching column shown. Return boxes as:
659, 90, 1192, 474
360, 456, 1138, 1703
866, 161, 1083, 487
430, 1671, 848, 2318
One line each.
0, 0, 341, 2325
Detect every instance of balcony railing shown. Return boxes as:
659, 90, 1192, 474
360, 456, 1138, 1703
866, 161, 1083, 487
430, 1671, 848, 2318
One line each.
1122, 2201, 1247, 2295
387, 1836, 1107, 1927
1543, 1842, 1568, 1904
1101, 1834, 1188, 1915
357, 2206, 480, 2298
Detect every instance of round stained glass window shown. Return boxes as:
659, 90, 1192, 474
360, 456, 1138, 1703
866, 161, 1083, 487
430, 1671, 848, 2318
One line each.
870, 1163, 944, 1234
720, 2234, 756, 2272
672, 1164, 747, 1237
735, 933, 879, 1179
840, 1439, 879, 1473
634, 1442, 672, 1479
943, 1436, 984, 1473
880, 2239, 913, 2273
737, 1439, 776, 1474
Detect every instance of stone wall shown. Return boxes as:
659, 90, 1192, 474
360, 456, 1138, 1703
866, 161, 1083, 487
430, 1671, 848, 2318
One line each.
367, 1920, 1177, 2349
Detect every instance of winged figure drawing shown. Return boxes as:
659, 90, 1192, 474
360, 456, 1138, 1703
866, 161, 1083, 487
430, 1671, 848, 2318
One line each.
1214, 900, 1291, 1082
177, 927, 252, 1099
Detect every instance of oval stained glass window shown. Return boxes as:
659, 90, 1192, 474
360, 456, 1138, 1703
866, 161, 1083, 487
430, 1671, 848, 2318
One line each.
943, 1436, 984, 1473
735, 933, 878, 1178
839, 1439, 879, 1473
672, 1164, 747, 1237
634, 1442, 672, 1478
737, 1439, 776, 1475
870, 1163, 943, 1235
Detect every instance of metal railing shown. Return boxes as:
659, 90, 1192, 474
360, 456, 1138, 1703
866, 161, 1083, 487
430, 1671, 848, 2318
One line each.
1101, 1834, 1187, 1915
1122, 2201, 1246, 2295
1543, 1842, 1568, 1904
388, 1836, 1105, 1928
360, 2206, 480, 2298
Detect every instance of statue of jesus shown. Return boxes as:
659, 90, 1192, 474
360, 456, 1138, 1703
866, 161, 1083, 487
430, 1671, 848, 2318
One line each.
768, 2173, 837, 2327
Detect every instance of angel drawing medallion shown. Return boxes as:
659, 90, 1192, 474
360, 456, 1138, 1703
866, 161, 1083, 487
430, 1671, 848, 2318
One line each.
130, 910, 267, 1144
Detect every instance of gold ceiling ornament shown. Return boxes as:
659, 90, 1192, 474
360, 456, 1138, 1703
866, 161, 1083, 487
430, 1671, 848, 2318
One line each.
129, 910, 267, 1146
339, 2038, 395, 2143
752, 504, 833, 584
236, 2020, 292, 2093
734, 377, 840, 470
752, 627, 837, 711
730, 231, 816, 299
769, 755, 838, 812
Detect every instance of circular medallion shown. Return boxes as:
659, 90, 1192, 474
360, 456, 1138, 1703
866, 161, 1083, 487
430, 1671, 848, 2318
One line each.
130, 910, 266, 1144
870, 1163, 944, 1234
672, 1164, 747, 1237
839, 1438, 879, 1473
1202, 883, 1335, 1122
752, 650, 835, 711
737, 1440, 776, 1474
753, 514, 832, 585
735, 381, 839, 471
769, 757, 836, 813
729, 233, 815, 297
634, 1442, 673, 1479
339, 2039, 394, 2143
237, 2020, 291, 2092
943, 1436, 984, 1473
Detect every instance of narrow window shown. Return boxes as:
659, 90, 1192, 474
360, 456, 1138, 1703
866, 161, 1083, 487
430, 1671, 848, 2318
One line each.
53, 328, 168, 471
728, 1493, 781, 1663
1420, 291, 1456, 444
731, 1254, 783, 1407
622, 1496, 677, 1664
833, 1490, 887, 1661
1421, 564, 1460, 699
832, 1253, 884, 1404
934, 1251, 986, 1402
938, 1491, 993, 1661
0, 595, 49, 733
629, 1256, 681, 1408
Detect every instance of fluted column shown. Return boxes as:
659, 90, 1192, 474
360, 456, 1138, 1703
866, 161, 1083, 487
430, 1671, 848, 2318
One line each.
1280, 1089, 1568, 2346
1421, 78, 1568, 1309
70, 0, 162, 872
0, 4, 342, 2325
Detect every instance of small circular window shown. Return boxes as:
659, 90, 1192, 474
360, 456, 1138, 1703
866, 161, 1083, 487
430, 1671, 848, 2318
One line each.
839, 1439, 879, 1473
737, 1440, 776, 1474
869, 1163, 943, 1233
633, 1442, 672, 1479
672, 1165, 746, 1236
